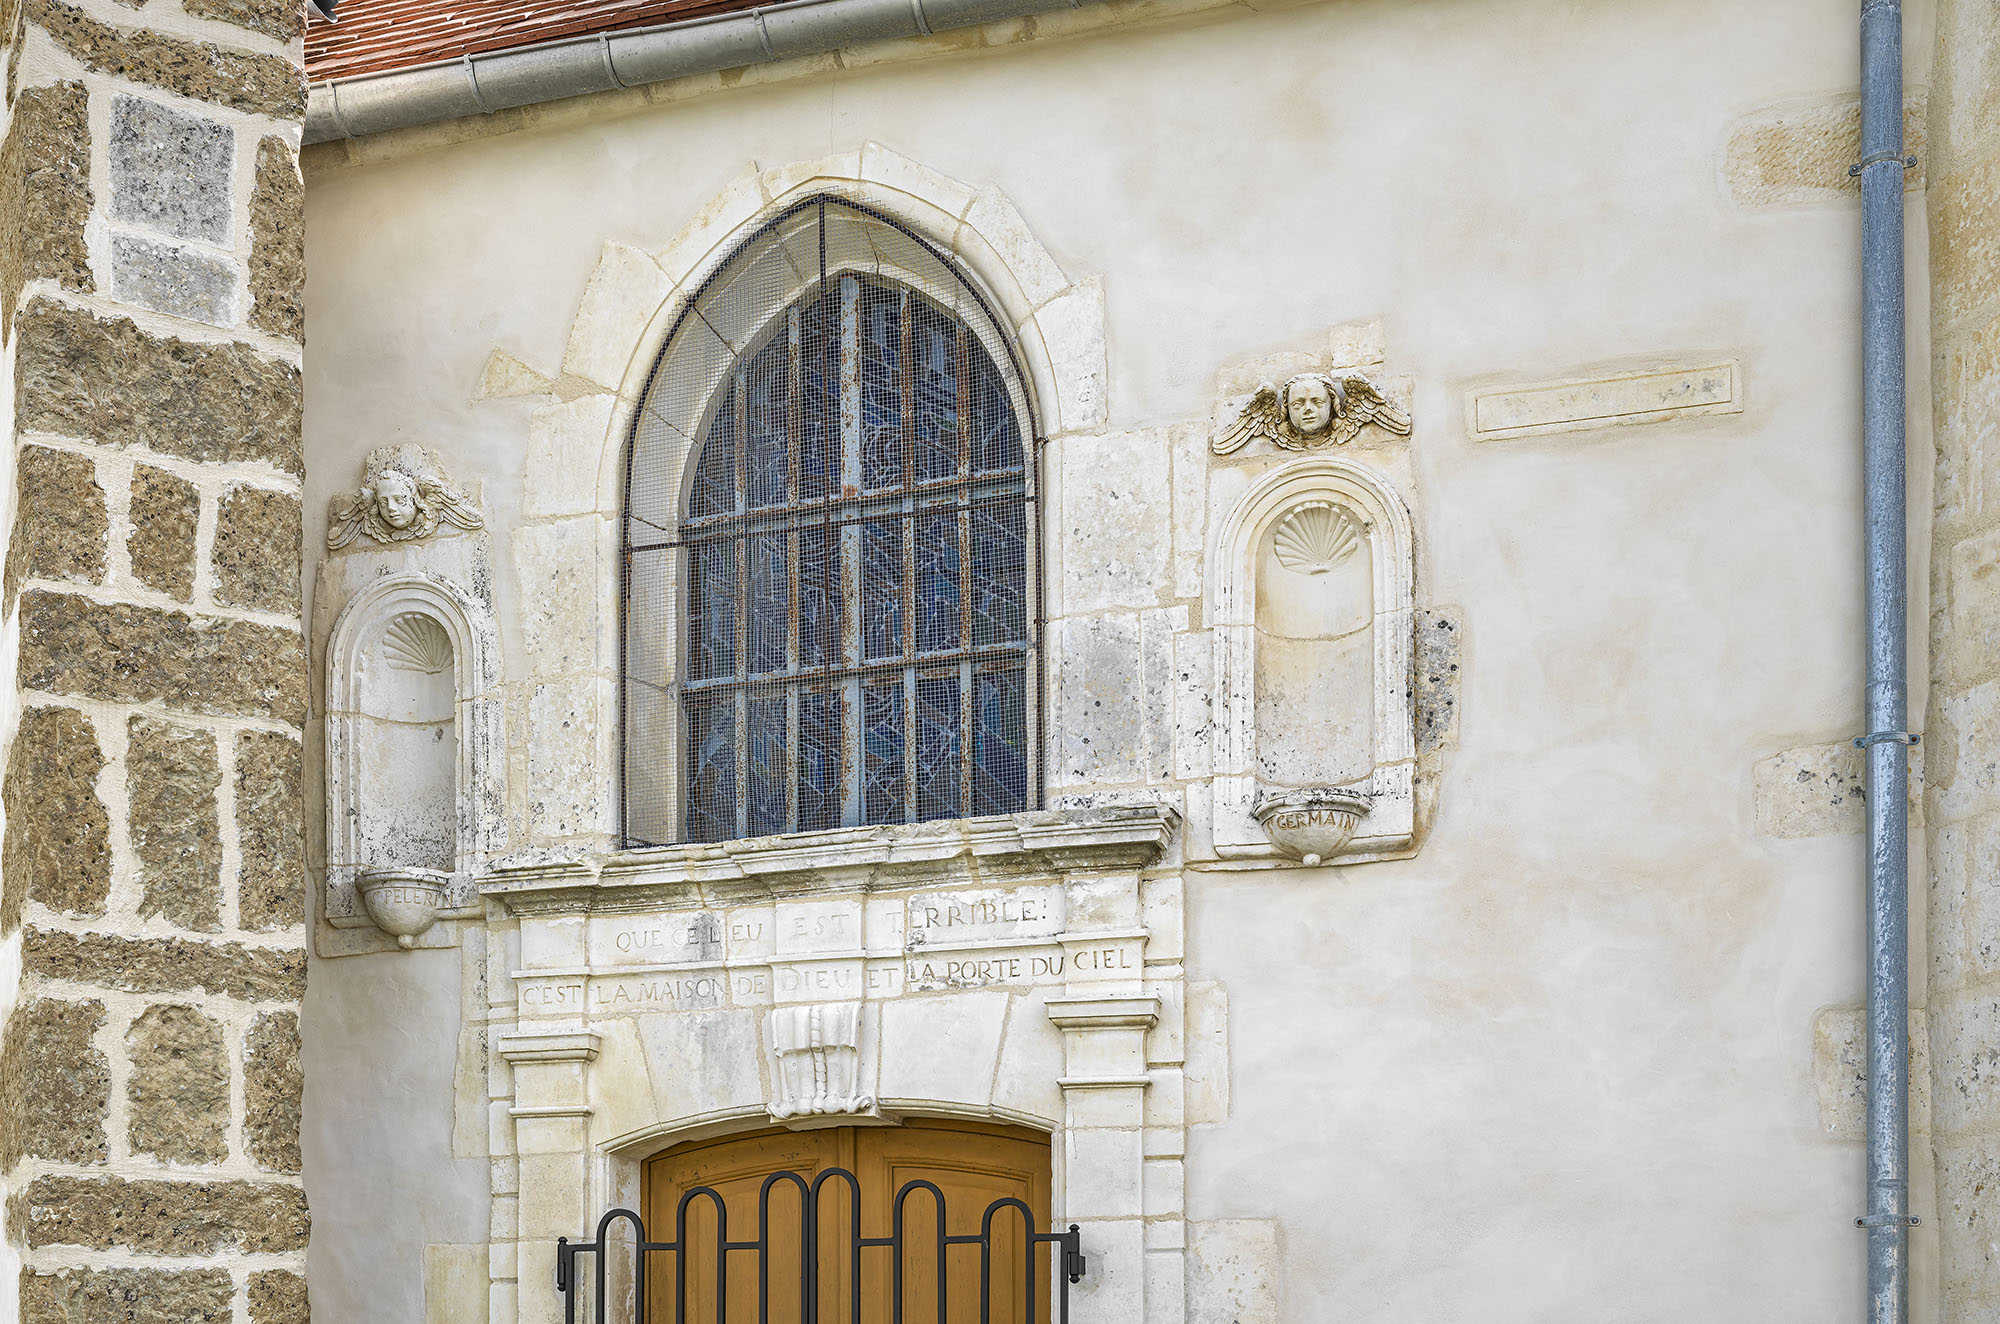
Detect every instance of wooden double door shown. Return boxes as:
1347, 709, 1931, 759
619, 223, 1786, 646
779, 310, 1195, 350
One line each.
641, 1120, 1053, 1324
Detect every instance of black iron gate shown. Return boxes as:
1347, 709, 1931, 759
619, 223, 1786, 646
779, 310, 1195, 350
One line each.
558, 1170, 1085, 1324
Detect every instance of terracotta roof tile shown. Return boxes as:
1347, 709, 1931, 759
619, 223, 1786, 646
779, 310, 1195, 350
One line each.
306, 0, 764, 83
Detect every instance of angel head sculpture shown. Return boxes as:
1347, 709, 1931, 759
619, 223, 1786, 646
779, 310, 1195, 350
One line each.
1214, 371, 1412, 455
326, 444, 484, 550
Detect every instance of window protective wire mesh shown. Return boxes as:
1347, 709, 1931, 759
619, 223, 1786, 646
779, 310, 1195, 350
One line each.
622, 196, 1043, 848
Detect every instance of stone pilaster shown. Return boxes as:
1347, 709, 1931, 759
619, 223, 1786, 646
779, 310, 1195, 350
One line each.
0, 0, 308, 1314
1925, 2, 2000, 1318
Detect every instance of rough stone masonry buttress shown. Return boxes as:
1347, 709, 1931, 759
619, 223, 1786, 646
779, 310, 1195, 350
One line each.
0, 0, 310, 1316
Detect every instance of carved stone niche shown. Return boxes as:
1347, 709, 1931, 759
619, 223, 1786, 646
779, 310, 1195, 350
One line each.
323, 573, 503, 946
1210, 457, 1417, 864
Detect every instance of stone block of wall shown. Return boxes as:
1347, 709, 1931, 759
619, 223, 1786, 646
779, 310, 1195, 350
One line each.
243, 1011, 301, 1172
20, 1267, 233, 1324
0, 80, 92, 337
6, 444, 105, 602
14, 298, 303, 475
31, 0, 304, 118
212, 485, 300, 612
10, 1175, 310, 1253
110, 233, 235, 327
0, 998, 109, 1166
108, 93, 232, 244
125, 1005, 228, 1165
19, 592, 306, 723
1, 705, 111, 929
246, 1270, 307, 1324
248, 136, 303, 341
125, 466, 197, 600
127, 717, 222, 931
22, 928, 306, 1003
235, 730, 304, 930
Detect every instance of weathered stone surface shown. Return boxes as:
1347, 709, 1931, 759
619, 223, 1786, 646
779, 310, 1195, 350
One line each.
11, 1174, 309, 1252
109, 94, 231, 243
247, 1271, 307, 1324
187, 0, 299, 42
1755, 739, 1924, 838
1415, 606, 1462, 756
111, 232, 235, 326
34, 0, 304, 119
20, 591, 306, 723
1812, 1006, 1933, 1140
23, 928, 306, 1003
213, 485, 300, 612
248, 136, 303, 340
126, 1004, 228, 1164
0, 998, 109, 1166
128, 716, 222, 931
1725, 94, 1928, 207
15, 297, 303, 475
1, 705, 111, 930
236, 730, 304, 930
126, 466, 198, 600
0, 80, 92, 338
21, 1268, 232, 1324
244, 1011, 301, 1172
6, 445, 105, 602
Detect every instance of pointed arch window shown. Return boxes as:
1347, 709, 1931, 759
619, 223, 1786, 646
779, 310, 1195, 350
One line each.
622, 199, 1042, 848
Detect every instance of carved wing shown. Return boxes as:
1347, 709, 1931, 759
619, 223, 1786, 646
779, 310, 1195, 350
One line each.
1337, 376, 1412, 436
421, 480, 486, 532
325, 491, 372, 550
1213, 383, 1286, 455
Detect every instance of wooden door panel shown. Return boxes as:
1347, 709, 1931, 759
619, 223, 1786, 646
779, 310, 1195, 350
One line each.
642, 1122, 1051, 1324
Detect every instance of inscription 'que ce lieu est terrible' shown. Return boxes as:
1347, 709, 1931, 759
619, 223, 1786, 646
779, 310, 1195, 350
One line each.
518, 890, 1138, 1011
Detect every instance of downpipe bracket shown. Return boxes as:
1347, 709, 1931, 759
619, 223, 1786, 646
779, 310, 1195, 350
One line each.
1856, 1214, 1922, 1228
1849, 153, 1920, 176
1852, 731, 1920, 749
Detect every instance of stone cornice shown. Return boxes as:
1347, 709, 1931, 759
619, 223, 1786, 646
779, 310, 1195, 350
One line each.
480, 806, 1178, 917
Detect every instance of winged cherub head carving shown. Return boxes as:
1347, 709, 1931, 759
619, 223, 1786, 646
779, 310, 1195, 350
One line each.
326, 444, 485, 550
1213, 371, 1413, 455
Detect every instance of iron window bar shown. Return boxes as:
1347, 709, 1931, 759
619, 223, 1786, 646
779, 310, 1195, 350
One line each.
556, 1171, 1085, 1324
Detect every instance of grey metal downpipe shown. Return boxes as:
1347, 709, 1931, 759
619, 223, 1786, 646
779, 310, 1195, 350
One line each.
305, 0, 1086, 143
1857, 1, 1913, 1322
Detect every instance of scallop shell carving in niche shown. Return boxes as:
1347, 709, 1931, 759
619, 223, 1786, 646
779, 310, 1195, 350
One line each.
1272, 502, 1365, 574
381, 613, 453, 673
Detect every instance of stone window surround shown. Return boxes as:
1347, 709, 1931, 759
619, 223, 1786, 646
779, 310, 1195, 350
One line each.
482, 804, 1190, 1324
1206, 455, 1418, 864
322, 570, 504, 930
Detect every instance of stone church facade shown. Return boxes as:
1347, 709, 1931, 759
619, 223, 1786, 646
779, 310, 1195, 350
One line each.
1, 0, 1999, 1322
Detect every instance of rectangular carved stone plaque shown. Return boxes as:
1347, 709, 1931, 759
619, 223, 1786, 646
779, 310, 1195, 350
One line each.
1470, 362, 1742, 441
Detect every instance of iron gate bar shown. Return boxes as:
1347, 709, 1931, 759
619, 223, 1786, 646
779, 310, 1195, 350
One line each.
557, 1168, 1084, 1324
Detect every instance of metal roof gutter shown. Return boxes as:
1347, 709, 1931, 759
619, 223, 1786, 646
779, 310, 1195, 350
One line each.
306, 0, 1082, 142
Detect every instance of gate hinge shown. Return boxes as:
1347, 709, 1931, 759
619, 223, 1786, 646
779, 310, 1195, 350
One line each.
1064, 1225, 1087, 1283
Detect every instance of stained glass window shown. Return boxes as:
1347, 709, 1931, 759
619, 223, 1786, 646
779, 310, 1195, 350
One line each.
661, 271, 1036, 844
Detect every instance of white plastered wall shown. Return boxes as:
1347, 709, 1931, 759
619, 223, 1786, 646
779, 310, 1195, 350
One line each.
300, 0, 1943, 1319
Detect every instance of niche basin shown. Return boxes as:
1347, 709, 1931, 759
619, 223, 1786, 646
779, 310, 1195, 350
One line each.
1253, 787, 1373, 865
356, 867, 451, 948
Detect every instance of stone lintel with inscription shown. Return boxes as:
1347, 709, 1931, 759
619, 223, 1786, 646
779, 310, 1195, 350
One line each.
480, 806, 1178, 917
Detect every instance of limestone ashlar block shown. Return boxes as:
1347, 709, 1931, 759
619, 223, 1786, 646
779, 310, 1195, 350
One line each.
1930, 151, 2000, 333
0, 81, 93, 337
1, 704, 112, 930
110, 233, 236, 328
244, 1010, 303, 1172
188, 0, 301, 42
126, 465, 199, 600
19, 591, 306, 724
235, 730, 305, 930
24, 927, 306, 1003
248, 137, 304, 340
15, 297, 303, 476
109, 94, 233, 244
128, 715, 223, 932
1754, 739, 1922, 839
1724, 93, 1927, 208
6, 444, 106, 601
125, 1004, 229, 1165
0, 997, 110, 1166
248, 1270, 309, 1324
21, 1267, 233, 1324
1934, 1134, 2000, 1307
212, 485, 301, 612
36, 0, 304, 119
11, 1174, 309, 1252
